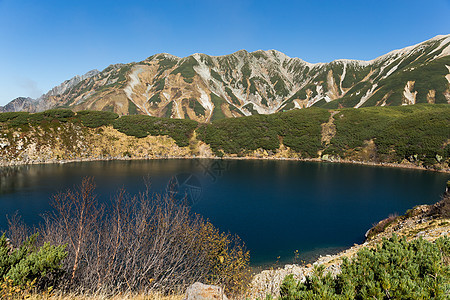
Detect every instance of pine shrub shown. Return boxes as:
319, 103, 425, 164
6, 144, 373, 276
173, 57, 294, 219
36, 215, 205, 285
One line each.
280, 235, 450, 299
0, 233, 67, 292
76, 110, 119, 128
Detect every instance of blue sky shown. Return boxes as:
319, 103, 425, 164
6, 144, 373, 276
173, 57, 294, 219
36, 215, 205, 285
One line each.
0, 0, 449, 105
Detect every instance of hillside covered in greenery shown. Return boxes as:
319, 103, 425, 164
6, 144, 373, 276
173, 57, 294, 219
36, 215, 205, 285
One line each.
0, 104, 449, 170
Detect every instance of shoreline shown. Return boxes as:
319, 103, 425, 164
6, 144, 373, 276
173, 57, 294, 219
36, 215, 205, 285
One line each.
250, 195, 450, 298
1, 154, 449, 174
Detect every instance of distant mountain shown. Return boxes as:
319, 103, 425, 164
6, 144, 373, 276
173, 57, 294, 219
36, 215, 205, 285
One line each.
2, 35, 449, 121
0, 97, 36, 113
0, 70, 100, 113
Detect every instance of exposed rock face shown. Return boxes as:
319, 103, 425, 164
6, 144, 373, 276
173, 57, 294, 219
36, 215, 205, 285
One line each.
34, 69, 100, 111
184, 282, 228, 300
0, 97, 36, 113
1, 70, 99, 113
0, 124, 213, 167
3, 35, 450, 121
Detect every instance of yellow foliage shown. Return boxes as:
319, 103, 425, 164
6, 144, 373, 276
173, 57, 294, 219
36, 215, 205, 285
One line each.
0, 277, 36, 299
194, 219, 252, 296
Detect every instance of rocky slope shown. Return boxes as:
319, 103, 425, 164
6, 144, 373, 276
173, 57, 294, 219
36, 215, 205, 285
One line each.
0, 104, 449, 171
0, 97, 36, 113
2, 35, 449, 121
0, 123, 201, 166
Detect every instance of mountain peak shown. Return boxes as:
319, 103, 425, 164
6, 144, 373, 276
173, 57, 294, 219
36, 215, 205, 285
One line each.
0, 97, 36, 113
3, 35, 449, 120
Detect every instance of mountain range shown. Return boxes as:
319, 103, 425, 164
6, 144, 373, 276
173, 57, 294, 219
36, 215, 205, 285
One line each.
1, 35, 449, 121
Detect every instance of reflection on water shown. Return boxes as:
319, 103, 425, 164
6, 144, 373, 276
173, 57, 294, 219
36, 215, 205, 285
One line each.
0, 159, 448, 265
0, 165, 32, 195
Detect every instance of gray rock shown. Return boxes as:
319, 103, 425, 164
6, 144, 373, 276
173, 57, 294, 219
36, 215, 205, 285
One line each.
184, 282, 228, 300
5, 238, 14, 254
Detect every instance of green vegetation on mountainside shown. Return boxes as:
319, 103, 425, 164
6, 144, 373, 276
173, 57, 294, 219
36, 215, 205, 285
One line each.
324, 104, 450, 167
0, 109, 197, 148
0, 104, 449, 169
197, 108, 330, 157
77, 110, 119, 127
170, 56, 199, 79
113, 115, 197, 147
362, 56, 450, 107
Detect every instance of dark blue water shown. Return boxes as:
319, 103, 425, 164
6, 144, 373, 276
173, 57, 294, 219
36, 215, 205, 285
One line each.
0, 159, 448, 266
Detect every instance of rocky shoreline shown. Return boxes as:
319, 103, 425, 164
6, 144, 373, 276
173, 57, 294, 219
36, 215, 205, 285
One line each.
1, 154, 449, 174
0, 123, 448, 173
248, 194, 450, 299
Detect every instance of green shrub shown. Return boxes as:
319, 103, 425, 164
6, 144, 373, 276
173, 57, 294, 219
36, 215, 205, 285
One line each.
76, 110, 119, 128
0, 112, 31, 127
112, 115, 198, 147
187, 98, 206, 117
0, 112, 30, 123
211, 69, 223, 82
128, 100, 138, 115
0, 233, 66, 289
153, 78, 165, 91
149, 93, 161, 106
225, 87, 241, 106
0, 109, 76, 128
280, 235, 450, 299
198, 108, 329, 157
157, 58, 177, 72
198, 115, 279, 155
113, 115, 157, 138
328, 104, 450, 165
210, 93, 227, 121
41, 109, 75, 122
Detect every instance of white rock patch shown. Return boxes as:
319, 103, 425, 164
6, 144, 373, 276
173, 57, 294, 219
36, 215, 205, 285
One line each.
307, 85, 325, 106
198, 87, 213, 119
124, 67, 143, 100
445, 65, 450, 84
356, 84, 378, 108
402, 81, 417, 105
124, 67, 152, 115
0, 138, 10, 149
193, 62, 211, 83
340, 62, 347, 94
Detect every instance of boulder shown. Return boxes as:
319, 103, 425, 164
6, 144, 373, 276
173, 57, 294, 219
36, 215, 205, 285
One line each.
184, 282, 228, 300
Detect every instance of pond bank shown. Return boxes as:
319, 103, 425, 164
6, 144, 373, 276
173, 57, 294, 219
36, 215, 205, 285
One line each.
2, 155, 449, 174
249, 191, 450, 299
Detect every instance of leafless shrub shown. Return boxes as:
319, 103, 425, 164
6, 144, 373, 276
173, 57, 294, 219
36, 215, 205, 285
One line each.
366, 213, 398, 240
39, 177, 250, 296
429, 193, 450, 219
5, 213, 31, 248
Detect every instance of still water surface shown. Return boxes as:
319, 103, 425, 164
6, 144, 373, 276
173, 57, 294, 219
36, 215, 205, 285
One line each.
0, 159, 448, 266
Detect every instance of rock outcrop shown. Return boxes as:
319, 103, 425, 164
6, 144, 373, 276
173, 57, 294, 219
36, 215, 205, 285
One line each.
184, 282, 228, 300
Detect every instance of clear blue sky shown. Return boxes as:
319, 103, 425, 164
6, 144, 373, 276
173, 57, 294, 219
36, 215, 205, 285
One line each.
0, 0, 449, 105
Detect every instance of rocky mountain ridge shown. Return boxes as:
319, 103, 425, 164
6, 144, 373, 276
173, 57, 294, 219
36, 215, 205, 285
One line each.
0, 69, 100, 113
2, 35, 449, 121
